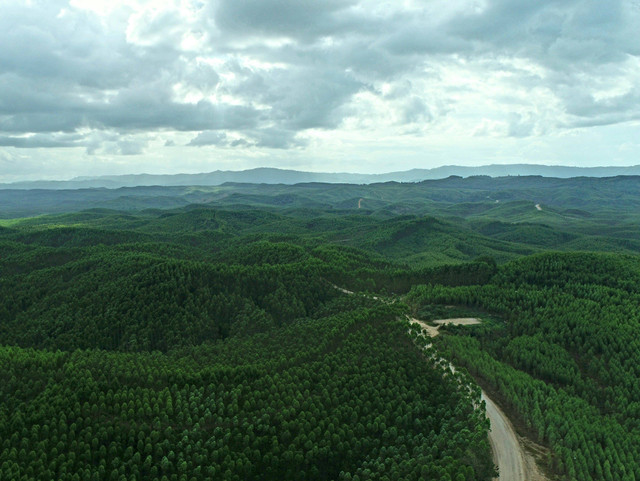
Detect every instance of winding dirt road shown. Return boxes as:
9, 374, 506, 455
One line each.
410, 318, 547, 481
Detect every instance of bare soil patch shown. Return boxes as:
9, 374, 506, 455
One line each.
432, 317, 481, 326
409, 317, 481, 337
409, 318, 439, 337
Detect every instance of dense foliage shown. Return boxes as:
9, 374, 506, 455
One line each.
0, 207, 498, 480
0, 304, 494, 481
408, 252, 640, 481
4, 175, 640, 481
0, 247, 336, 351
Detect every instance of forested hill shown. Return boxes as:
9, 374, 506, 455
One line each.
1, 175, 640, 220
2, 177, 640, 480
2, 175, 640, 265
408, 252, 640, 481
0, 206, 503, 351
0, 205, 497, 480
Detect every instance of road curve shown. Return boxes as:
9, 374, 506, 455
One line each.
482, 392, 528, 480
409, 317, 545, 481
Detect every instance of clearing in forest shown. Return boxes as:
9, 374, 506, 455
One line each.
410, 317, 481, 337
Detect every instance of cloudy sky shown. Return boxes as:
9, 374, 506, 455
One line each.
1, 0, 639, 181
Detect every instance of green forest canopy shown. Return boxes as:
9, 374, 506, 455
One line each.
2, 177, 640, 480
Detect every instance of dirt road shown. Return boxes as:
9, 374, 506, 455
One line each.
410, 317, 547, 481
484, 392, 548, 480
484, 392, 524, 480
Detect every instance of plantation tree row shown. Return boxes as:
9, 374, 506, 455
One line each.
0, 305, 494, 481
408, 252, 640, 481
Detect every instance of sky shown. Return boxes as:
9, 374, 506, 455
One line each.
1, 0, 639, 181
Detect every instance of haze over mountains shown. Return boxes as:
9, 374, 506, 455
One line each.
3, 164, 640, 190
1, 172, 639, 223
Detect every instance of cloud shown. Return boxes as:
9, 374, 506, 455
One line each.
0, 0, 639, 181
211, 0, 361, 42
188, 128, 305, 149
446, 0, 640, 70
188, 131, 228, 147
399, 96, 433, 124
506, 113, 536, 138
0, 133, 84, 148
103, 139, 147, 156
248, 128, 307, 149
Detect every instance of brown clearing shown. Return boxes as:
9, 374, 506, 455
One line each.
409, 317, 480, 337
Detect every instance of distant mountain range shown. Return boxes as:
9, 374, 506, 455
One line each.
3, 164, 640, 190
